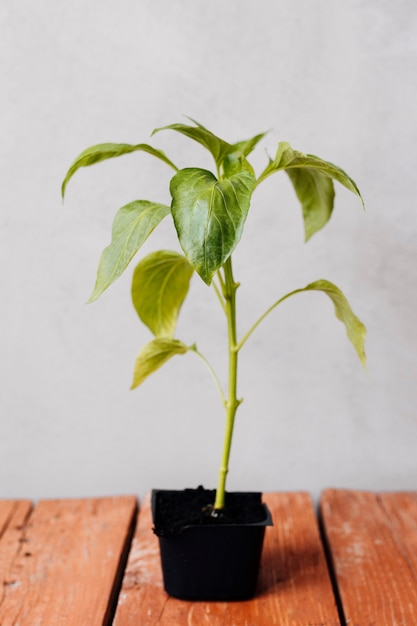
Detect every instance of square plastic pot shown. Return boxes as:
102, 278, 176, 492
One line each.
151, 489, 273, 601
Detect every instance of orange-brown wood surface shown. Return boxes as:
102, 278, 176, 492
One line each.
0, 496, 137, 626
321, 489, 417, 625
5, 490, 415, 624
113, 492, 341, 626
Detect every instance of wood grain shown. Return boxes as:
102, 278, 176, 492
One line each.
0, 496, 137, 626
113, 491, 340, 626
0, 500, 33, 593
320, 489, 417, 625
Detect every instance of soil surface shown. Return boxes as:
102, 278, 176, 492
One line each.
152, 486, 268, 536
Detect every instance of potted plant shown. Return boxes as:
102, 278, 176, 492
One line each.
62, 118, 366, 600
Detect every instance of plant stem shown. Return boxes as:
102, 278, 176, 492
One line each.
214, 256, 241, 510
236, 289, 300, 352
212, 274, 227, 313
190, 345, 227, 407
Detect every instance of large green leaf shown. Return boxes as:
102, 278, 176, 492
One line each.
62, 142, 178, 197
89, 201, 171, 302
131, 338, 189, 389
283, 279, 366, 367
170, 168, 255, 284
131, 250, 194, 337
257, 142, 364, 240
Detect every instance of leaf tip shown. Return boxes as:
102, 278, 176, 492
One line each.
87, 281, 103, 304
61, 166, 75, 199
196, 269, 213, 286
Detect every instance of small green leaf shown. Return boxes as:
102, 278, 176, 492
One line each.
223, 132, 267, 177
153, 120, 267, 177
89, 201, 171, 301
153, 120, 232, 169
232, 132, 268, 158
62, 142, 178, 197
170, 168, 255, 284
286, 167, 335, 241
287, 279, 366, 367
131, 338, 189, 389
257, 142, 364, 239
131, 250, 194, 337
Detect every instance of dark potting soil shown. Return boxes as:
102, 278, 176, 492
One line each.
152, 486, 268, 536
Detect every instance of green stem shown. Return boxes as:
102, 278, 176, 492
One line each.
237, 290, 298, 352
190, 345, 227, 407
212, 274, 227, 313
214, 256, 241, 510
217, 268, 227, 298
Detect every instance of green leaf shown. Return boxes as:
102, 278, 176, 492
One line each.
257, 142, 364, 240
223, 132, 267, 177
131, 250, 194, 338
287, 279, 366, 367
131, 338, 189, 389
153, 120, 232, 169
170, 168, 255, 284
153, 119, 267, 177
62, 142, 178, 197
232, 132, 268, 158
89, 201, 171, 302
286, 167, 335, 241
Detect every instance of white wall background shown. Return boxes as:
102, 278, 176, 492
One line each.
1, 0, 416, 502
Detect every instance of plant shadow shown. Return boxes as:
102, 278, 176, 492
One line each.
256, 538, 328, 596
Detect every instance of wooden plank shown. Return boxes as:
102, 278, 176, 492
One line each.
0, 496, 137, 626
114, 492, 340, 626
0, 500, 33, 588
320, 489, 417, 625
0, 500, 32, 537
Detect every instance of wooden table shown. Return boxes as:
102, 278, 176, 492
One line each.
1, 490, 416, 625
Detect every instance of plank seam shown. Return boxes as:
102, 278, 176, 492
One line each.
318, 501, 347, 626
104, 500, 139, 626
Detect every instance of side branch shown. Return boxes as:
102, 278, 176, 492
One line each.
237, 290, 300, 351
190, 345, 227, 406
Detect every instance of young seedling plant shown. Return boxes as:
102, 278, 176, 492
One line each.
62, 119, 366, 511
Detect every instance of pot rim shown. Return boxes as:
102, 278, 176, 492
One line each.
151, 488, 273, 535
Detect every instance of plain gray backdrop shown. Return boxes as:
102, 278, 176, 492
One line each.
1, 0, 416, 501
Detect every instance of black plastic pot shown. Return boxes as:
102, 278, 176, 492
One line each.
151, 488, 273, 601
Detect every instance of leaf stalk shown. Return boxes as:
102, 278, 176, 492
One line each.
190, 345, 227, 407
